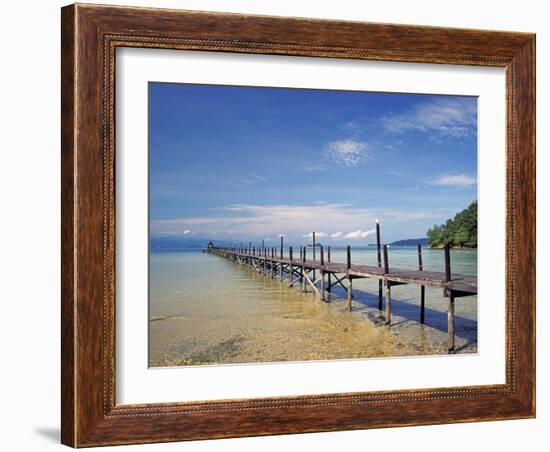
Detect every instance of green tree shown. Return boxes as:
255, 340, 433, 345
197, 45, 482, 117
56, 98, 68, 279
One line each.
426, 201, 477, 248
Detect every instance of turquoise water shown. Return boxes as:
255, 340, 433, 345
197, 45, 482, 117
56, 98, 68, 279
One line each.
149, 247, 477, 367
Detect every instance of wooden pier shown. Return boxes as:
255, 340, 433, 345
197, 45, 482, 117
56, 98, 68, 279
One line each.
206, 230, 477, 354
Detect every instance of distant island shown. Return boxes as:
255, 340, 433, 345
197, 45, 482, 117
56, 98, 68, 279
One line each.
150, 236, 233, 250
427, 201, 477, 248
389, 238, 429, 246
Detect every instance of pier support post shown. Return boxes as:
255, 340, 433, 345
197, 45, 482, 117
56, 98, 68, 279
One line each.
312, 232, 316, 282
327, 246, 332, 293
385, 281, 392, 325
444, 243, 451, 281
418, 244, 426, 324
420, 286, 426, 324
376, 220, 383, 311
302, 248, 307, 292
300, 247, 306, 283
347, 277, 353, 311
448, 291, 455, 353
346, 245, 352, 311
320, 246, 325, 302
289, 247, 293, 285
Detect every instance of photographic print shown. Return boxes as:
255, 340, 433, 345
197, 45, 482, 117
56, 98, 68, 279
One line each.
148, 82, 478, 367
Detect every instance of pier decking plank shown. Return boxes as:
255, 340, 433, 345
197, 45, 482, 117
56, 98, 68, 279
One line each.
226, 250, 477, 294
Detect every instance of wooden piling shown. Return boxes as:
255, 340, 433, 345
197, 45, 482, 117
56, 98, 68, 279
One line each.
385, 283, 392, 325
383, 244, 391, 324
312, 232, 316, 281
347, 277, 353, 311
327, 246, 332, 293
346, 246, 352, 311
320, 245, 325, 301
418, 244, 425, 324
289, 246, 293, 284
376, 220, 383, 310
444, 243, 451, 282
302, 247, 307, 292
448, 291, 455, 353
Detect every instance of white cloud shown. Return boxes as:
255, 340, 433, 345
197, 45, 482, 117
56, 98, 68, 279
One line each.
325, 139, 372, 166
382, 98, 476, 138
342, 119, 364, 136
303, 232, 328, 238
344, 228, 376, 239
330, 232, 343, 238
430, 174, 476, 187
183, 229, 191, 235
151, 203, 443, 238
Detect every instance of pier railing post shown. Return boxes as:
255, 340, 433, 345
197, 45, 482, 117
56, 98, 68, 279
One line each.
300, 246, 304, 283
346, 246, 352, 311
289, 246, 293, 284
320, 245, 325, 301
444, 243, 451, 282
376, 220, 383, 311
312, 232, 316, 281
279, 239, 284, 281
302, 246, 307, 292
327, 246, 332, 293
418, 244, 425, 324
383, 244, 391, 325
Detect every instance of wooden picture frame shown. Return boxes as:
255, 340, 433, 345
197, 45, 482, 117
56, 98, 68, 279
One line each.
61, 3, 535, 447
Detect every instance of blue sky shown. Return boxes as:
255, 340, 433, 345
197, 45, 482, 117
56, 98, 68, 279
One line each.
149, 82, 477, 244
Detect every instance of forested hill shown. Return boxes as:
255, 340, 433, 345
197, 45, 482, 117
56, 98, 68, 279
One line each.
426, 201, 478, 248
389, 238, 429, 246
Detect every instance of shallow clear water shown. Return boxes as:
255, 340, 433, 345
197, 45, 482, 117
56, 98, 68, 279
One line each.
149, 247, 477, 367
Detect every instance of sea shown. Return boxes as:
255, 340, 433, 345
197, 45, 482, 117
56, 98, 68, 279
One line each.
149, 246, 477, 367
